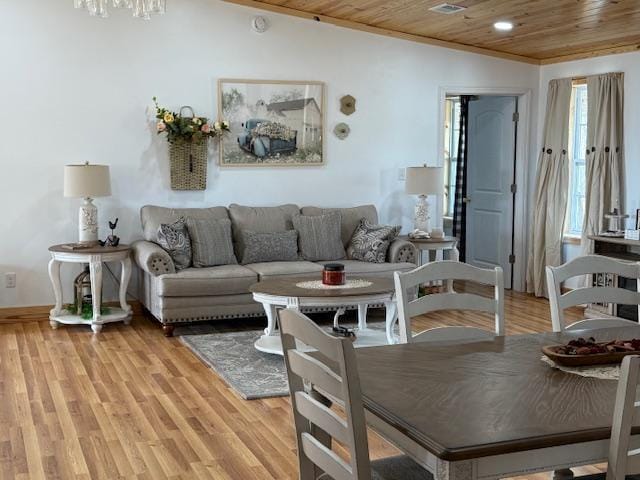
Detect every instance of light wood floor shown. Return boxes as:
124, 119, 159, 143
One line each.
0, 288, 605, 480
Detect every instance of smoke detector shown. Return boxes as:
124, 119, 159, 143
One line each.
429, 3, 467, 14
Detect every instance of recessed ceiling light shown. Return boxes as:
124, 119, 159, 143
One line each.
494, 21, 513, 31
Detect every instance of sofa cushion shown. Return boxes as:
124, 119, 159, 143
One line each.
315, 260, 414, 277
300, 205, 378, 247
229, 204, 300, 258
245, 261, 323, 280
141, 205, 229, 242
186, 217, 237, 267
293, 211, 346, 261
157, 265, 257, 297
240, 230, 299, 264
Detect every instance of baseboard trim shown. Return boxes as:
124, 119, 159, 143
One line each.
0, 301, 144, 324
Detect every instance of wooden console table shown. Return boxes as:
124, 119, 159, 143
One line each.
587, 235, 640, 321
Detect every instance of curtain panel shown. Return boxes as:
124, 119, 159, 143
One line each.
526, 78, 573, 297
581, 72, 624, 255
452, 96, 470, 262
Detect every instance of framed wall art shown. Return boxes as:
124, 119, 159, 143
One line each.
218, 79, 325, 167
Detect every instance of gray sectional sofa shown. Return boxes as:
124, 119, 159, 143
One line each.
132, 204, 417, 336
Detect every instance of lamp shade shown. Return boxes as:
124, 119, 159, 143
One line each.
64, 164, 111, 198
405, 166, 444, 195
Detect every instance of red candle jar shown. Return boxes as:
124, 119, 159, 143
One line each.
322, 263, 346, 286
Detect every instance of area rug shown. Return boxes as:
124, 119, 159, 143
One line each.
178, 313, 386, 400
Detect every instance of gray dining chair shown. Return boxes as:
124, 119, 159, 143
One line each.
394, 260, 505, 344
279, 309, 431, 480
546, 255, 640, 332
574, 355, 640, 480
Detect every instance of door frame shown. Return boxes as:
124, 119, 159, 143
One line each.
437, 86, 532, 292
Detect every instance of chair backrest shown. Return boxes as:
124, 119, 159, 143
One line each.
546, 255, 640, 332
279, 309, 371, 480
394, 261, 505, 344
607, 355, 640, 480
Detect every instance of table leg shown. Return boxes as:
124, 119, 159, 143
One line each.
384, 300, 398, 344
119, 256, 132, 324
48, 258, 62, 329
436, 459, 473, 480
357, 304, 368, 330
333, 307, 347, 328
262, 303, 279, 336
553, 469, 574, 480
448, 245, 460, 293
89, 257, 103, 334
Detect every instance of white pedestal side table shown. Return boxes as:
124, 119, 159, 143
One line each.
48, 244, 132, 334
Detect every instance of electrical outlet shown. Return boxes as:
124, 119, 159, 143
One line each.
5, 272, 16, 288
398, 168, 406, 181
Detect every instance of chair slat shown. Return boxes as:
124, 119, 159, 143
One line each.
560, 287, 640, 311
288, 350, 343, 401
301, 433, 352, 480
295, 391, 348, 444
408, 292, 496, 318
401, 260, 498, 285
553, 255, 640, 282
413, 326, 495, 343
280, 313, 340, 358
567, 318, 636, 331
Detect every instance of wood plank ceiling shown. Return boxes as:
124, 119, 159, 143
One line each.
223, 0, 640, 64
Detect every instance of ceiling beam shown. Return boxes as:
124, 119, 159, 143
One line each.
221, 0, 541, 65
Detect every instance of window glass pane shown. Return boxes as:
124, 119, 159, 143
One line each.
566, 84, 587, 236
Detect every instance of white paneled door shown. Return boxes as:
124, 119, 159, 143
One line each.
466, 96, 517, 288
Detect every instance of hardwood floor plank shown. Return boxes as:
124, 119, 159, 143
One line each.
0, 287, 603, 479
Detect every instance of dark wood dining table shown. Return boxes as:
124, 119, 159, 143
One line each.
354, 325, 640, 480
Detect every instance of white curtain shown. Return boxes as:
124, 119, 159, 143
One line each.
581, 72, 624, 254
526, 78, 573, 297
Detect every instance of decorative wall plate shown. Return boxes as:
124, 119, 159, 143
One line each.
340, 95, 356, 115
334, 122, 350, 140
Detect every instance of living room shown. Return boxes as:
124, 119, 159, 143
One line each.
2, 0, 640, 479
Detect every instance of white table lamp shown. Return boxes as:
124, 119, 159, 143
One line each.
405, 166, 444, 233
64, 163, 111, 245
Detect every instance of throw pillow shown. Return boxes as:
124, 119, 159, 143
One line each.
186, 217, 237, 267
157, 217, 192, 270
240, 230, 299, 264
293, 211, 346, 262
347, 219, 401, 263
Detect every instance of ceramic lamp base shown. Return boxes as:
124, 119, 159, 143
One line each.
414, 195, 431, 233
79, 197, 99, 245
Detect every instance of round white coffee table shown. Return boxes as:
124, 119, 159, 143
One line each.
48, 244, 133, 334
249, 276, 398, 355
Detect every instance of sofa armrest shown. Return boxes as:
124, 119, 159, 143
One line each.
388, 239, 417, 264
132, 240, 176, 276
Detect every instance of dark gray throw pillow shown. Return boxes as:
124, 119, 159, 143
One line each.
241, 230, 299, 264
347, 219, 401, 263
186, 217, 237, 267
157, 217, 192, 270
293, 211, 346, 262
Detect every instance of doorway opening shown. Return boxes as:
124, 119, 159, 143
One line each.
443, 94, 519, 289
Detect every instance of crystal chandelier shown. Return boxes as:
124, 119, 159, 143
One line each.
74, 0, 166, 19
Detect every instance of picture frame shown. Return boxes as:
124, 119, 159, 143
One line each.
217, 79, 325, 167
636, 208, 640, 230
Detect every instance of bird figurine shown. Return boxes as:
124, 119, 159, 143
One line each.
100, 218, 120, 247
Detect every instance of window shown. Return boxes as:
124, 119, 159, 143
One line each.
443, 98, 461, 217
565, 83, 588, 237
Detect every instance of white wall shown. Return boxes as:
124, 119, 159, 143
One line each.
0, 0, 539, 307
539, 52, 640, 272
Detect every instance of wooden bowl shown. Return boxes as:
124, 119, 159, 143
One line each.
542, 345, 640, 367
